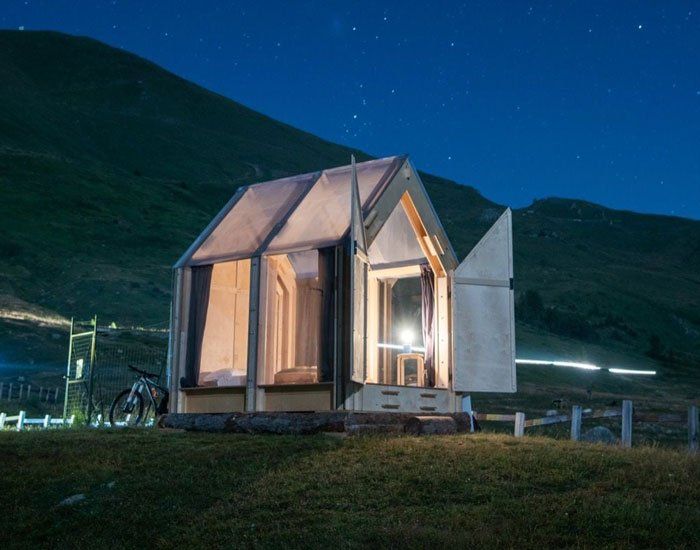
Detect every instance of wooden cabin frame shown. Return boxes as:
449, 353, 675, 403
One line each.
168, 156, 516, 415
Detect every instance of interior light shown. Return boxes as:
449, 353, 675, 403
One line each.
609, 368, 656, 376
399, 329, 414, 353
378, 342, 426, 352
378, 343, 403, 350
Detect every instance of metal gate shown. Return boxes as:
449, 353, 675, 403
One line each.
63, 317, 98, 422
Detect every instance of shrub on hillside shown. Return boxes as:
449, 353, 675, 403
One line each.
0, 239, 23, 258
517, 289, 599, 342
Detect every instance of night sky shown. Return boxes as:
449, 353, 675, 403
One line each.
3, 1, 699, 219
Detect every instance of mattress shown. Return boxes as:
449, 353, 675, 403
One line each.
200, 368, 247, 387
273, 365, 319, 385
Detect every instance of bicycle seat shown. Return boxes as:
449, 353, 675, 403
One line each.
127, 364, 159, 379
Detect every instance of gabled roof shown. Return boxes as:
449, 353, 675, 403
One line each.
175, 155, 458, 270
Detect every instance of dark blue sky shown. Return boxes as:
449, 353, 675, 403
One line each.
3, 1, 699, 218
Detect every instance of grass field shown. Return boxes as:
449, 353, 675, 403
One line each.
1, 430, 698, 548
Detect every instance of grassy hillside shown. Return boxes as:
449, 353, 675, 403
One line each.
0, 430, 698, 548
0, 31, 491, 326
1, 30, 699, 390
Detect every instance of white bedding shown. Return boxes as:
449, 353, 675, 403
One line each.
200, 368, 247, 387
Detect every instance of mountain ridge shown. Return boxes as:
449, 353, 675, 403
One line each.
1, 30, 698, 381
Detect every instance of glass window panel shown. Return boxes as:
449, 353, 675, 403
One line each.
260, 250, 333, 384
198, 259, 250, 387
375, 277, 425, 386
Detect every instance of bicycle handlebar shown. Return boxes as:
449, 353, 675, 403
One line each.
127, 364, 160, 379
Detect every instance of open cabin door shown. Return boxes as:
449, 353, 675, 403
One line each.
350, 156, 368, 384
452, 209, 516, 393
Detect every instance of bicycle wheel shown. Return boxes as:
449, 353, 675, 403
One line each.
109, 389, 144, 427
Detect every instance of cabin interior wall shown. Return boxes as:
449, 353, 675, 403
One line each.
197, 259, 251, 387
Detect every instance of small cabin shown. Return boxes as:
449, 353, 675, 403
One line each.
168, 156, 515, 414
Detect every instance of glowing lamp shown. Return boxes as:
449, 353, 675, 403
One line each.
400, 329, 413, 353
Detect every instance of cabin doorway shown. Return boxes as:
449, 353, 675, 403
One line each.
363, 192, 449, 389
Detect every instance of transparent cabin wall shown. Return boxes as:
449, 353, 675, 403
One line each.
258, 250, 331, 385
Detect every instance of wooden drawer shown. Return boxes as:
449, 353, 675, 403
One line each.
360, 384, 450, 413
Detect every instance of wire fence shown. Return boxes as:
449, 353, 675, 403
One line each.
89, 336, 167, 422
63, 317, 168, 425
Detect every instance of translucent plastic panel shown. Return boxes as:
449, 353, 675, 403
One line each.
367, 201, 425, 268
266, 157, 399, 253
288, 249, 319, 279
191, 173, 316, 263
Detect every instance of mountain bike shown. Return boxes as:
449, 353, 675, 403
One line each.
109, 365, 169, 427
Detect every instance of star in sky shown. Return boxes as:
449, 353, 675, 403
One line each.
4, 1, 700, 218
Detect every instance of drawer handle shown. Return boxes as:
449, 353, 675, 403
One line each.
381, 404, 400, 409
381, 390, 400, 396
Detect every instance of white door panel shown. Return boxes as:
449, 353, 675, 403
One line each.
452, 209, 516, 393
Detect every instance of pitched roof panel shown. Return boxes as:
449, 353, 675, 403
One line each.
182, 156, 404, 265
189, 172, 316, 264
265, 156, 401, 254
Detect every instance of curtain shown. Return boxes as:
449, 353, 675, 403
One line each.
182, 265, 213, 388
318, 247, 335, 383
420, 263, 435, 387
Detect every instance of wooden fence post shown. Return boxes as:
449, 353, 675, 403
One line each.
43, 415, 51, 428
17, 410, 26, 431
621, 400, 633, 448
514, 412, 525, 437
461, 395, 476, 433
54, 387, 60, 403
689, 405, 698, 454
27, 385, 31, 399
0, 382, 4, 399
8, 383, 13, 400
0, 412, 6, 429
18, 384, 24, 400
571, 405, 582, 441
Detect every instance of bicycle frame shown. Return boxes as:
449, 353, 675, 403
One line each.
125, 375, 169, 419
